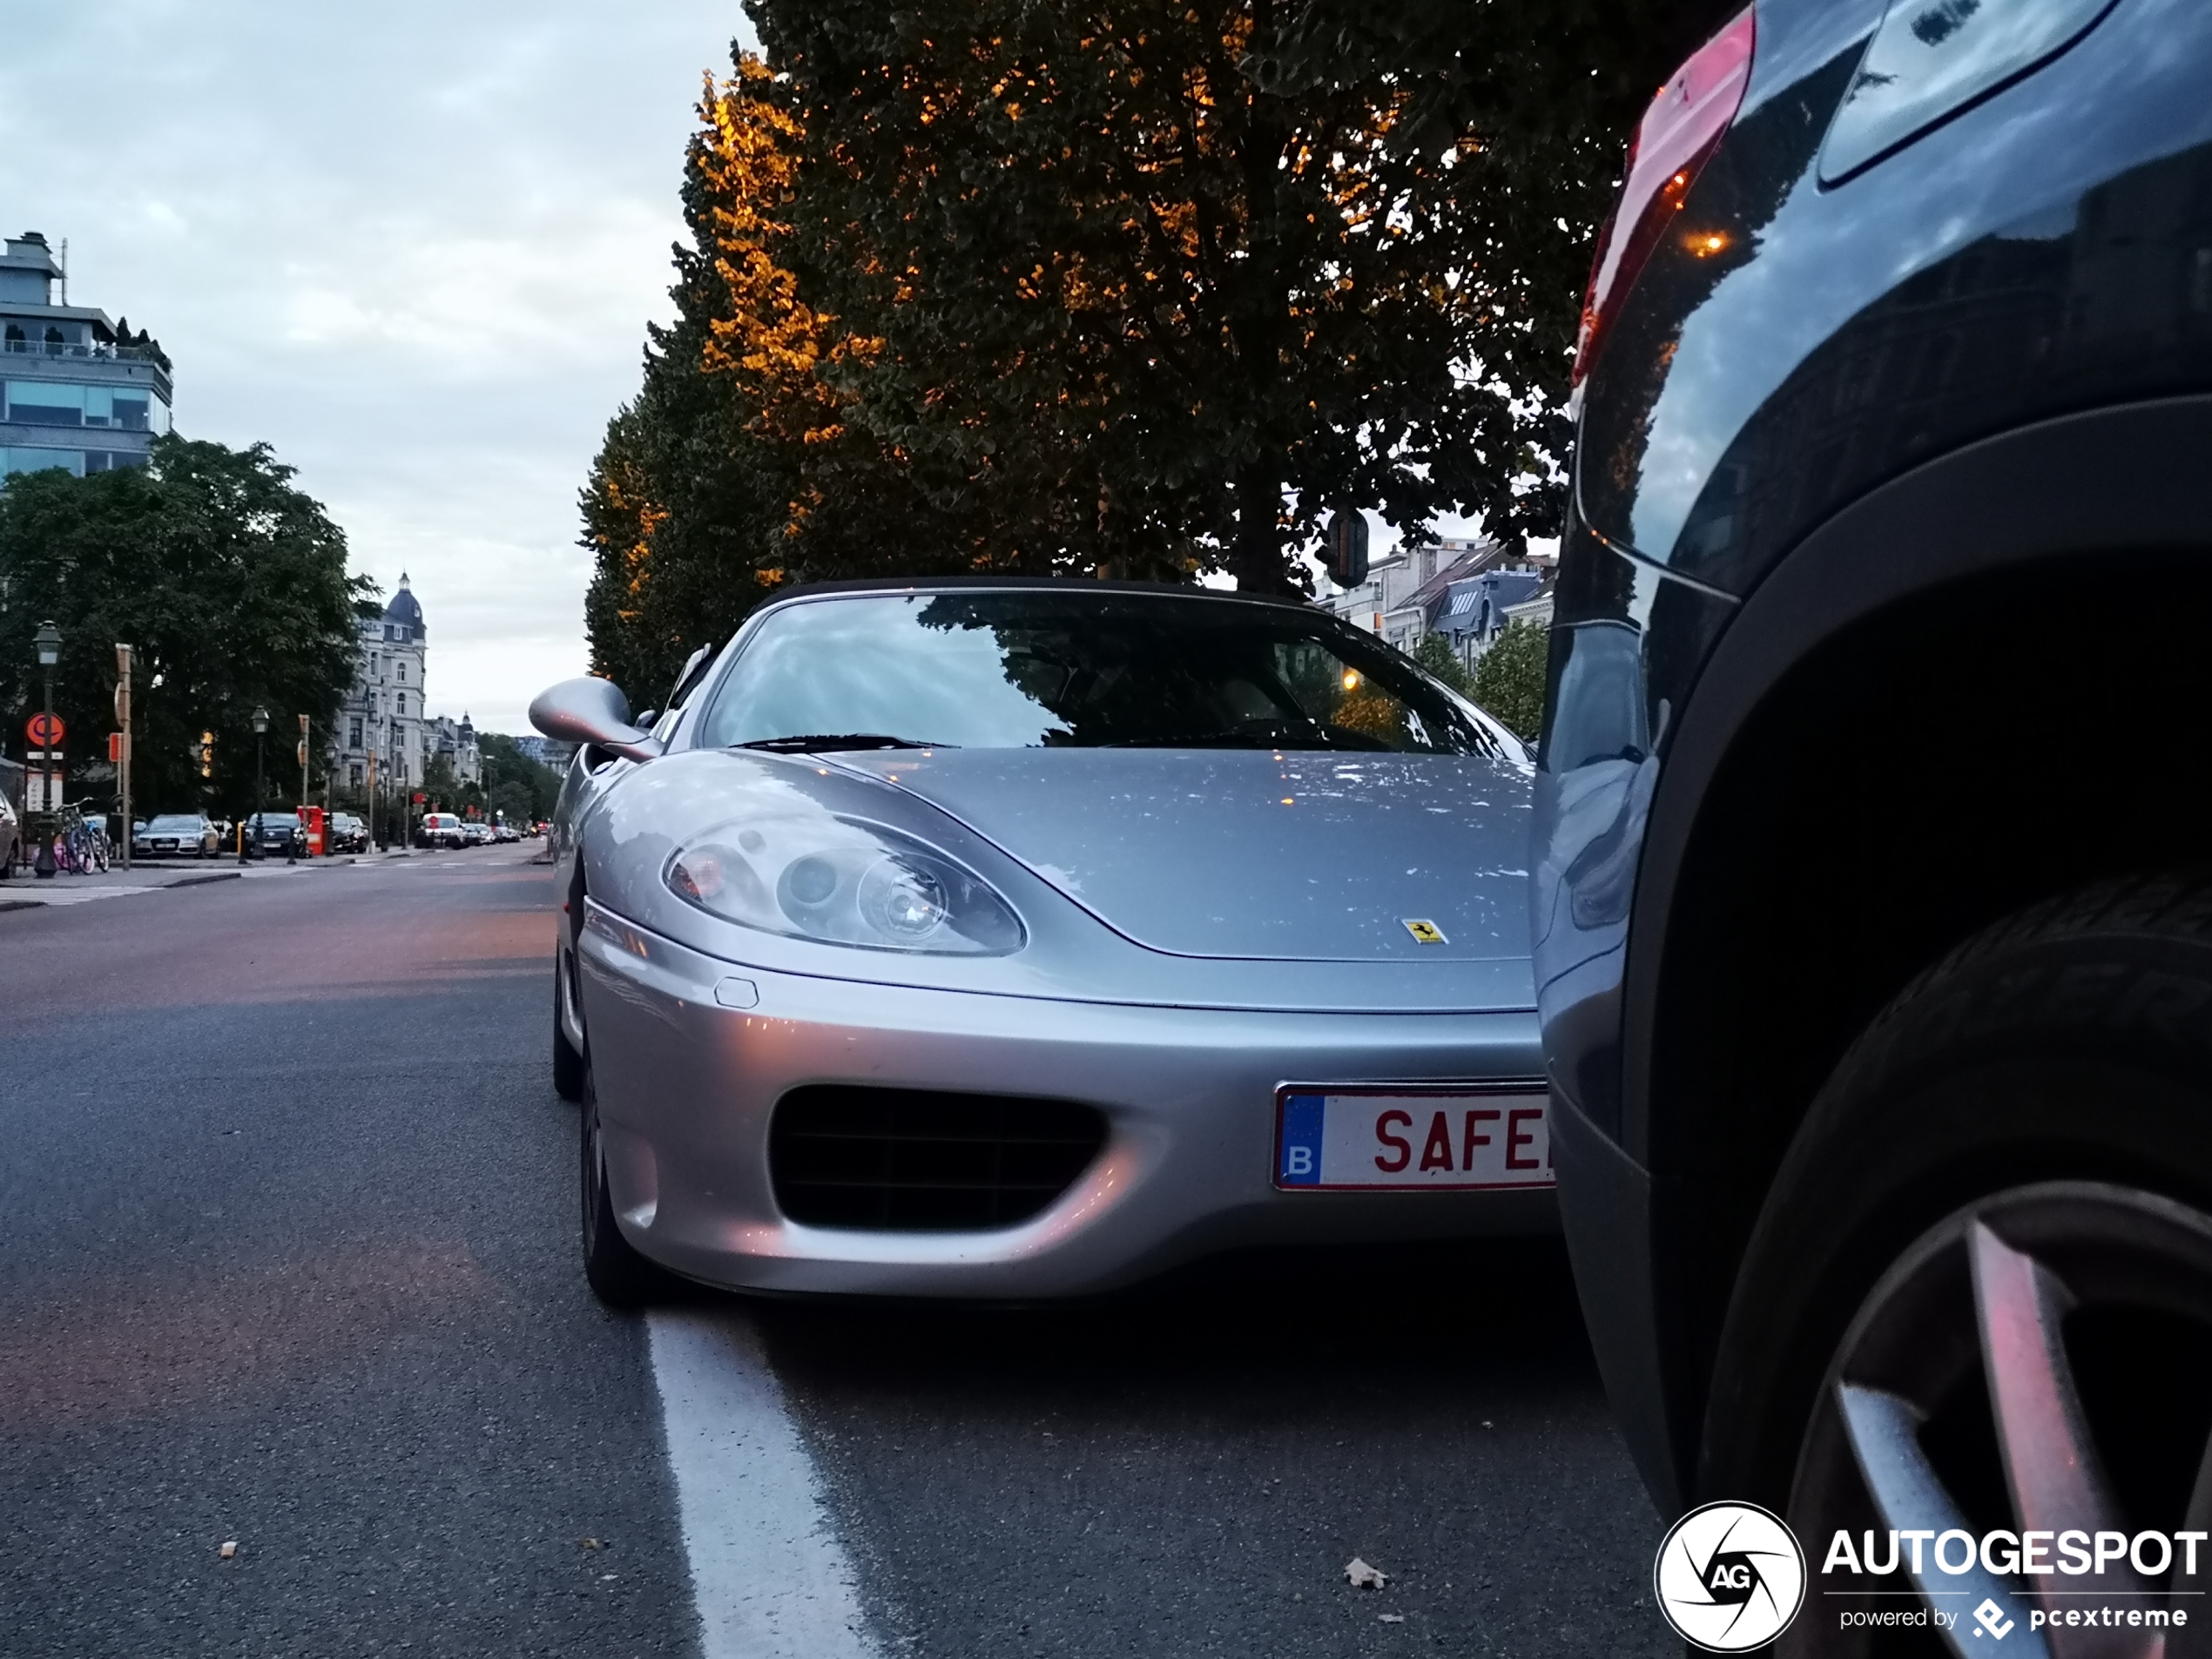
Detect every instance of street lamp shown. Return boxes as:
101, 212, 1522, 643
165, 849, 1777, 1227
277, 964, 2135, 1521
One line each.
242, 705, 269, 864
32, 619, 59, 880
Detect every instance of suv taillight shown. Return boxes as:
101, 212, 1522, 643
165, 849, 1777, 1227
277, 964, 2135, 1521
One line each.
1572, 6, 1756, 390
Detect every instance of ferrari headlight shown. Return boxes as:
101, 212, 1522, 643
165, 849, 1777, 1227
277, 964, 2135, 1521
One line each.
664, 815, 1024, 954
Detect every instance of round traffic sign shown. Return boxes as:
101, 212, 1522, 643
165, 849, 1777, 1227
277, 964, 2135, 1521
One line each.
26, 711, 64, 748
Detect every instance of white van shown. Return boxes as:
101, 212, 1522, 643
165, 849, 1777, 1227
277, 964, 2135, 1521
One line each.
418, 812, 464, 849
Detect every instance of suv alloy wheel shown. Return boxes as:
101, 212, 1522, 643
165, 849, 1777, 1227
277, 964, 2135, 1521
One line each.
1691, 874, 2212, 1650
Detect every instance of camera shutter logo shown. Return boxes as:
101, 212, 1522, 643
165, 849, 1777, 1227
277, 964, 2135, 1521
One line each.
1653, 1501, 1806, 1651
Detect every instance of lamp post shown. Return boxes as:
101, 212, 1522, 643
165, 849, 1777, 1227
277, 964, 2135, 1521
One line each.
114, 643, 132, 871
33, 619, 59, 879
243, 705, 269, 863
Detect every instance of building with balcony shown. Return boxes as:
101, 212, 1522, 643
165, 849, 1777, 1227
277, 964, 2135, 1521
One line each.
0, 232, 174, 479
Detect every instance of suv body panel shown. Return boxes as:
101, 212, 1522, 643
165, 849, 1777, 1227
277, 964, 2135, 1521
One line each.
1539, 0, 2212, 1511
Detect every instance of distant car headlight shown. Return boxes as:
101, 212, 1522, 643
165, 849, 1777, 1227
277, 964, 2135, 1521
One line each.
664, 815, 1024, 955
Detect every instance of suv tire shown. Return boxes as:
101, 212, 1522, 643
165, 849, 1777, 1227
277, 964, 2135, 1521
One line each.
1697, 872, 2212, 1520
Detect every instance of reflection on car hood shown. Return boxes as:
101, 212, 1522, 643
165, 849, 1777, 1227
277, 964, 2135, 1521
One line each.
832, 747, 1534, 961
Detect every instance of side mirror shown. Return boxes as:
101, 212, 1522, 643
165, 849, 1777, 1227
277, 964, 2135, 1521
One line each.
529, 677, 664, 764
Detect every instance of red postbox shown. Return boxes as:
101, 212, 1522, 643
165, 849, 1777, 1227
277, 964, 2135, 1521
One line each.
298, 805, 326, 856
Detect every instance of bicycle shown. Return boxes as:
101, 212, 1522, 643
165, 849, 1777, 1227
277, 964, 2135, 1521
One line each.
54, 807, 110, 874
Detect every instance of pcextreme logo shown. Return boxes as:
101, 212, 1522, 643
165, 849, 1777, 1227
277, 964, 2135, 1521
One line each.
1654, 1501, 1808, 1652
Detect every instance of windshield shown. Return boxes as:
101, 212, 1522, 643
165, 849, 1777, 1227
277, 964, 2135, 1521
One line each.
697, 590, 1504, 756
147, 815, 200, 831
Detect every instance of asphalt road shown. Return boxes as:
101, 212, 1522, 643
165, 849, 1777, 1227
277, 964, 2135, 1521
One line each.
0, 852, 1671, 1657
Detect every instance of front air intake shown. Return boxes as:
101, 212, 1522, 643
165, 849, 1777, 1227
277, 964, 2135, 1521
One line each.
768, 1085, 1107, 1231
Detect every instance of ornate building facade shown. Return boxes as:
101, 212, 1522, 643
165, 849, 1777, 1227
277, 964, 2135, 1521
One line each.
334, 576, 428, 792
332, 576, 480, 800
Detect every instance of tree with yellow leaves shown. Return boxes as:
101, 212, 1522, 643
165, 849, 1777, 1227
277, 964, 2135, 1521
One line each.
585, 3, 1706, 686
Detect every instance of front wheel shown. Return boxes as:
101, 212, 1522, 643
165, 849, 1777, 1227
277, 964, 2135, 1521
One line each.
581, 1066, 663, 1308
552, 956, 584, 1103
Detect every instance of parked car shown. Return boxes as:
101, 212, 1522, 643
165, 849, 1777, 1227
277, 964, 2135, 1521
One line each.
327, 812, 368, 853
491, 821, 520, 844
0, 790, 17, 877
460, 819, 489, 846
1535, 0, 2212, 1622
417, 812, 464, 850
132, 813, 219, 859
536, 578, 1548, 1305
242, 812, 305, 859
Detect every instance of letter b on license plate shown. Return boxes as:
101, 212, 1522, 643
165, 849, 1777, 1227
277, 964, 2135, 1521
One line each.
1275, 1088, 1553, 1190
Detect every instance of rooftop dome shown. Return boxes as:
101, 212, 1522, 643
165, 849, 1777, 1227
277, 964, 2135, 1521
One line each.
384, 572, 424, 636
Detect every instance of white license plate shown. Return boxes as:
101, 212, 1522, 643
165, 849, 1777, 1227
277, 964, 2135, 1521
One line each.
1274, 1086, 1554, 1190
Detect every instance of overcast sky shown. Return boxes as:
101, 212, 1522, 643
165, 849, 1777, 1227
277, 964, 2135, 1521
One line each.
2, 2, 755, 734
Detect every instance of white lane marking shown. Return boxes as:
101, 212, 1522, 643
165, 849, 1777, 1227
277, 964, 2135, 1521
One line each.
647, 1310, 878, 1659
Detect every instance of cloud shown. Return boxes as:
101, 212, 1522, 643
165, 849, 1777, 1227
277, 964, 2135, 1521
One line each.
0, 0, 752, 732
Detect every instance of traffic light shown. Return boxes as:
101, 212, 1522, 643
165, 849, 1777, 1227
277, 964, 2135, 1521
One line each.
199, 731, 214, 779
1324, 508, 1370, 589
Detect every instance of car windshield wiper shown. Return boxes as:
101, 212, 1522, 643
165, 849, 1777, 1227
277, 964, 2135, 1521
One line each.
736, 733, 954, 754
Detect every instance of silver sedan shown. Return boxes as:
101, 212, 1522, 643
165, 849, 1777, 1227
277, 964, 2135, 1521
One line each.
534, 579, 1552, 1305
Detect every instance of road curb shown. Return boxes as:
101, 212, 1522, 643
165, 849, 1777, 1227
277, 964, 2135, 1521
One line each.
169, 872, 245, 889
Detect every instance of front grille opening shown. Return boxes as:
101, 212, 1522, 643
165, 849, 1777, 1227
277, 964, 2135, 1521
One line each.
769, 1085, 1107, 1232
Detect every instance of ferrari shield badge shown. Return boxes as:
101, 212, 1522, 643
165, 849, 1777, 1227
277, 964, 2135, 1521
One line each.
1401, 919, 1447, 944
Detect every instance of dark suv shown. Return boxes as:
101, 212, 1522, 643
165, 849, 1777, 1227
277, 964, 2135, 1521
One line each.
1538, 0, 2212, 1631
243, 812, 306, 859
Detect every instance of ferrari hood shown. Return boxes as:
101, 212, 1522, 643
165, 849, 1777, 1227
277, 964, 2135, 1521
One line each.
832, 747, 1532, 962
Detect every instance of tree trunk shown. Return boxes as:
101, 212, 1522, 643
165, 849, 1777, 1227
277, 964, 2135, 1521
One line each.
1226, 0, 1297, 597
1229, 460, 1295, 593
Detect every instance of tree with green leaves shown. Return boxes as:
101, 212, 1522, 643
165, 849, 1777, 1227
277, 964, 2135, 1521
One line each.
0, 435, 370, 817
1412, 630, 1472, 695
477, 732, 563, 823
1467, 617, 1548, 740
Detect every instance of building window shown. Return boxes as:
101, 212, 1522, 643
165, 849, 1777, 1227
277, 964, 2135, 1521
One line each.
348, 719, 362, 748
1, 447, 84, 477
396, 662, 405, 682
396, 692, 406, 716
3, 381, 85, 425
349, 765, 362, 788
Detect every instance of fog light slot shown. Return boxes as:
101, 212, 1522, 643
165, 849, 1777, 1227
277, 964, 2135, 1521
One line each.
768, 1085, 1106, 1232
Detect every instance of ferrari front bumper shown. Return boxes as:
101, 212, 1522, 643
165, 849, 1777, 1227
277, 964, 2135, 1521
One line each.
577, 904, 1553, 1298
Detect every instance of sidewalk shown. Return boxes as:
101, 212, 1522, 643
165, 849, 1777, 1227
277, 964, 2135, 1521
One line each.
0, 847, 420, 908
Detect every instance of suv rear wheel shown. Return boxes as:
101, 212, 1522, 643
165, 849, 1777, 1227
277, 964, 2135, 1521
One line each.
1693, 874, 2212, 1640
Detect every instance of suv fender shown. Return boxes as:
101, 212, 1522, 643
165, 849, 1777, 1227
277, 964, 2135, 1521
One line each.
1614, 393, 2212, 1505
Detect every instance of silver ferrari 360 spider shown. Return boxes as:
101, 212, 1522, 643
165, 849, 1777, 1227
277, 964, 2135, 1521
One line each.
532, 577, 1549, 1305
